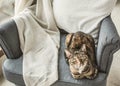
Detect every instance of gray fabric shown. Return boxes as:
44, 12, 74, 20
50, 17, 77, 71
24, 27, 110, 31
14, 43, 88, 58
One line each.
52, 80, 106, 86
0, 19, 22, 59
97, 16, 120, 73
2, 56, 25, 86
3, 56, 23, 75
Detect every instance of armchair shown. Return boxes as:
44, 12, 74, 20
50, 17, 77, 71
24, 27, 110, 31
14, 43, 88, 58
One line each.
0, 16, 120, 86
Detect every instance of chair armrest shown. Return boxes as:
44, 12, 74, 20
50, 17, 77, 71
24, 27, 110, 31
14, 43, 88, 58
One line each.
0, 19, 22, 59
97, 16, 120, 73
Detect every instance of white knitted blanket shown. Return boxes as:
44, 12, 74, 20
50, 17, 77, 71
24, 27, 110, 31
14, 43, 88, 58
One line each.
0, 0, 117, 86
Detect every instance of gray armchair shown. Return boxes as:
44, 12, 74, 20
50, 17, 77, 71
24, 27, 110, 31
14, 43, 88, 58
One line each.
0, 16, 120, 86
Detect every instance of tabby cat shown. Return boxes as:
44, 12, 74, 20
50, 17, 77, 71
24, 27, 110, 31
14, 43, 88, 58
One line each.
65, 31, 98, 79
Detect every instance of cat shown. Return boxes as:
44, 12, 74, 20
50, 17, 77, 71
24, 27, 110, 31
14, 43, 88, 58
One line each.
65, 31, 98, 79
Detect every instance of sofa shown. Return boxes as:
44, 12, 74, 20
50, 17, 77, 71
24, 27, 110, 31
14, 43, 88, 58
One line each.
0, 16, 120, 86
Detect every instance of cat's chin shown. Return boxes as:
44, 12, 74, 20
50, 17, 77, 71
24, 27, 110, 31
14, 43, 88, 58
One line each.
71, 73, 84, 79
70, 64, 91, 79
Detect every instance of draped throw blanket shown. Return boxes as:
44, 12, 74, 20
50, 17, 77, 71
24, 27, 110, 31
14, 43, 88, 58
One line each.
13, 0, 60, 86
0, 0, 117, 86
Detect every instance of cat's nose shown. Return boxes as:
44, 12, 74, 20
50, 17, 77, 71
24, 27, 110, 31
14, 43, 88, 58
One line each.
72, 72, 80, 75
76, 58, 83, 65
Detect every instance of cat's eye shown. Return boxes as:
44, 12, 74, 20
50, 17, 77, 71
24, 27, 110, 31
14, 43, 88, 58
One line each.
74, 38, 78, 41
76, 46, 80, 49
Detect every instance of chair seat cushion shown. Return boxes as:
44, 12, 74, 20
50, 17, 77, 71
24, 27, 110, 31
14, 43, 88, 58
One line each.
3, 56, 25, 86
3, 33, 106, 86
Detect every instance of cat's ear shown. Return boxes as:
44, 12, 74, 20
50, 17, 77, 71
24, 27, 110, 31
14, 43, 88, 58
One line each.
65, 33, 73, 47
81, 44, 86, 52
65, 49, 72, 59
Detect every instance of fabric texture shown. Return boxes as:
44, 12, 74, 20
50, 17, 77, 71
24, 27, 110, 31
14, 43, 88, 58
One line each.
0, 19, 22, 59
53, 0, 117, 44
13, 0, 60, 86
97, 16, 120, 73
0, 0, 14, 24
0, 0, 117, 86
1, 16, 120, 86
